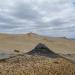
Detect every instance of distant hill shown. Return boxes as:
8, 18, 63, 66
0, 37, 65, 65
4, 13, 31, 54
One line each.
71, 38, 75, 40
0, 32, 75, 55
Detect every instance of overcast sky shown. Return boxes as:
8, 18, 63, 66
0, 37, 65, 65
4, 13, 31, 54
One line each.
0, 0, 75, 38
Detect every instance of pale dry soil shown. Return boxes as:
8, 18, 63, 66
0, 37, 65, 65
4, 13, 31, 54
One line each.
0, 54, 75, 75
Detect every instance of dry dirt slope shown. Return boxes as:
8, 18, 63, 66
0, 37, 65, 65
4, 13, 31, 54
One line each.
0, 33, 75, 54
0, 54, 75, 75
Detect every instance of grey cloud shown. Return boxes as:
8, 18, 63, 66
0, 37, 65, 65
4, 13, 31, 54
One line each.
0, 25, 18, 29
0, 0, 75, 38
10, 1, 41, 21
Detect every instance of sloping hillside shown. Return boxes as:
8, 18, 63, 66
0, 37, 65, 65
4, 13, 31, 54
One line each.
0, 33, 75, 54
0, 54, 75, 75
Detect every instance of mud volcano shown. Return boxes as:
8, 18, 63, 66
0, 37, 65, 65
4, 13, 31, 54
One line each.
27, 43, 59, 58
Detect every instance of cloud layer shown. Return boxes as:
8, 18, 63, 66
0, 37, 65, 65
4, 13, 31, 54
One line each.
0, 0, 75, 38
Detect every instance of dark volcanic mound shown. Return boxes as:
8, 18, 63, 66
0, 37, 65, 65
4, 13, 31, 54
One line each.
27, 43, 59, 58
